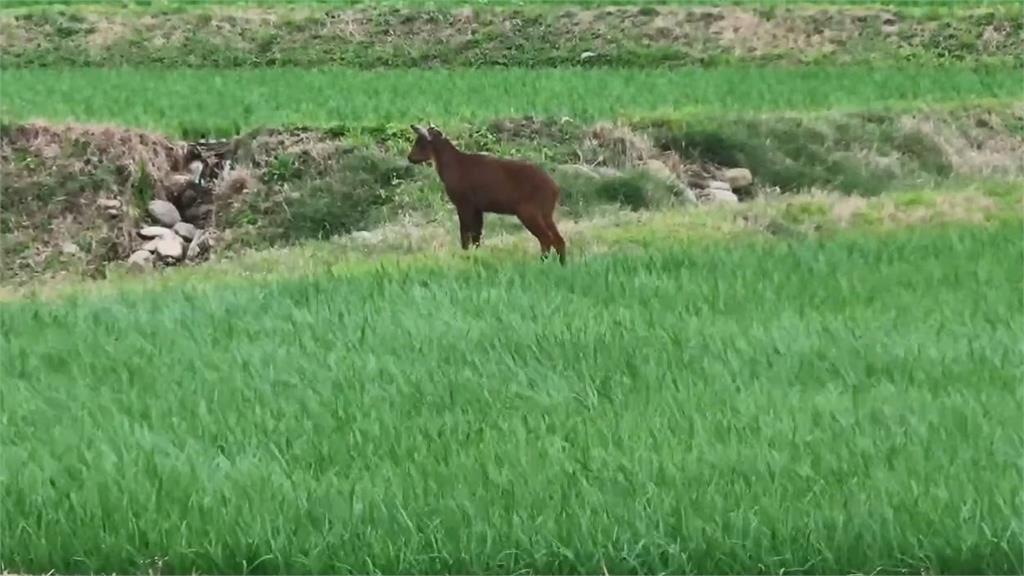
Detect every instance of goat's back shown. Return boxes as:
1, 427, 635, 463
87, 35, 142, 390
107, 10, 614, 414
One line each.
456, 153, 558, 212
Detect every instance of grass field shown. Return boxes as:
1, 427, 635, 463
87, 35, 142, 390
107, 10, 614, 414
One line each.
2, 65, 1020, 135
3, 219, 1022, 574
2, 0, 1023, 572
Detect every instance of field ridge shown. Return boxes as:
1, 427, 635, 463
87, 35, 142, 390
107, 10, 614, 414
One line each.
4, 103, 1023, 285
1, 3, 1021, 68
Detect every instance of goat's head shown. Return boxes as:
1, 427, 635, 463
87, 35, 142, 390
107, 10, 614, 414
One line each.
407, 124, 449, 164
407, 124, 434, 164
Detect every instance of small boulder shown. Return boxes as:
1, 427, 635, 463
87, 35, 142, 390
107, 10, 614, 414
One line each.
162, 173, 194, 206
554, 164, 600, 180
698, 187, 739, 204
707, 180, 733, 192
724, 168, 753, 189
640, 159, 678, 184
138, 226, 174, 239
60, 241, 80, 256
592, 166, 622, 178
350, 230, 382, 243
148, 200, 181, 227
186, 230, 212, 261
127, 250, 154, 271
96, 198, 121, 210
141, 239, 160, 252
881, 14, 899, 34
173, 222, 198, 241
676, 185, 698, 205
188, 160, 205, 182
155, 234, 184, 261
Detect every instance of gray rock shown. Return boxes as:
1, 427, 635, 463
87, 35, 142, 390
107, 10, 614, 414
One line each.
155, 234, 184, 261
592, 166, 622, 178
640, 159, 678, 184
104, 208, 121, 218
554, 164, 600, 181
350, 230, 382, 243
579, 51, 598, 62
138, 226, 174, 239
127, 250, 154, 271
188, 160, 205, 183
141, 239, 160, 252
60, 241, 80, 256
708, 180, 733, 192
724, 168, 753, 189
172, 222, 198, 241
698, 187, 739, 204
676, 185, 698, 205
96, 198, 121, 210
162, 173, 193, 205
186, 230, 211, 261
147, 200, 181, 227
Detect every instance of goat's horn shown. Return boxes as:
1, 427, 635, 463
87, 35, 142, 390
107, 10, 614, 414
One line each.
411, 124, 429, 139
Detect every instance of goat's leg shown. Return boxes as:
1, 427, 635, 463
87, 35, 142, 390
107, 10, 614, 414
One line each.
542, 212, 566, 265
516, 209, 553, 259
468, 209, 484, 248
456, 207, 475, 250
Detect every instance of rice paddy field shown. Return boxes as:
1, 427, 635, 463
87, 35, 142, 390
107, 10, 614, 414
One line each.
1, 0, 1023, 574
2, 66, 1020, 135
4, 220, 1023, 574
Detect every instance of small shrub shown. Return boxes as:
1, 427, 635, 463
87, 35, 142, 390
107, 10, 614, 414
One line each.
280, 179, 389, 242
893, 130, 953, 178
265, 154, 302, 185
236, 150, 412, 245
132, 160, 155, 208
593, 171, 670, 211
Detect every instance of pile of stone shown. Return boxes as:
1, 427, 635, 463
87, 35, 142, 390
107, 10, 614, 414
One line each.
634, 159, 755, 205
557, 158, 756, 206
693, 167, 754, 205
123, 143, 233, 272
126, 199, 213, 271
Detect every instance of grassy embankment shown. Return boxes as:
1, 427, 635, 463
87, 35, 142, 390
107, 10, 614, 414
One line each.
2, 1, 1021, 69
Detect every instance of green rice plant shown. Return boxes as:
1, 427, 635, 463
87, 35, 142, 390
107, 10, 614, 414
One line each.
2, 221, 1021, 574
0, 65, 1019, 136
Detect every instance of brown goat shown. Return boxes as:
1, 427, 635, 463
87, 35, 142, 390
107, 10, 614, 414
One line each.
406, 124, 566, 264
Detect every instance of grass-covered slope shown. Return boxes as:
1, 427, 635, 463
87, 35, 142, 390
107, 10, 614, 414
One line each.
3, 221, 1022, 574
1, 3, 1020, 68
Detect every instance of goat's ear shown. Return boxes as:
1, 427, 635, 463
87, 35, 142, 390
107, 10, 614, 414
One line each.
411, 124, 430, 139
427, 124, 443, 138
